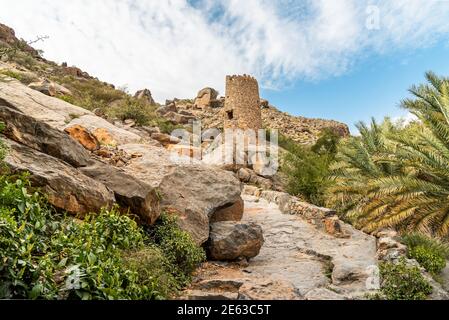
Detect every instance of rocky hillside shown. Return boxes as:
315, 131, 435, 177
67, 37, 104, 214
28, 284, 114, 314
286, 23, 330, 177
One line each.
1, 22, 349, 146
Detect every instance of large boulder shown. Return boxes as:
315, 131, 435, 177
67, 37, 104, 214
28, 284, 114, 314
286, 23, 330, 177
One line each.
119, 143, 243, 244
65, 115, 142, 146
79, 162, 161, 225
3, 138, 115, 215
134, 89, 156, 105
194, 87, 218, 109
28, 79, 72, 97
0, 79, 91, 130
0, 105, 92, 167
207, 222, 264, 261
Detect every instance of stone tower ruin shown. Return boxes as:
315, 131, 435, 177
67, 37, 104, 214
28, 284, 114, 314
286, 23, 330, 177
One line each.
223, 75, 262, 132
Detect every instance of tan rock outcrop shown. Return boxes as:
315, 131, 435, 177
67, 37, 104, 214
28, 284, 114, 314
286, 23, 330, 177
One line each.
80, 162, 161, 224
65, 115, 141, 146
0, 79, 91, 130
0, 105, 91, 167
65, 125, 100, 151
3, 138, 115, 215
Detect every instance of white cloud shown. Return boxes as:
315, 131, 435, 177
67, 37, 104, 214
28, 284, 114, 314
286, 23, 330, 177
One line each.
0, 0, 448, 102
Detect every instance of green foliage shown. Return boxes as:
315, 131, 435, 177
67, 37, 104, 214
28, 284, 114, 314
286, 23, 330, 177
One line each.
148, 214, 206, 285
0, 174, 61, 299
327, 73, 449, 236
402, 233, 449, 275
122, 246, 178, 300
49, 208, 154, 300
326, 118, 404, 224
311, 128, 341, 155
109, 97, 153, 126
156, 119, 184, 135
0, 174, 204, 300
52, 76, 126, 112
0, 40, 41, 71
378, 258, 433, 300
280, 130, 340, 205
0, 69, 38, 85
283, 148, 333, 205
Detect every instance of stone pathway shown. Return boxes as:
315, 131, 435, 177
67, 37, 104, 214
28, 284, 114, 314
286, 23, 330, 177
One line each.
183, 195, 378, 300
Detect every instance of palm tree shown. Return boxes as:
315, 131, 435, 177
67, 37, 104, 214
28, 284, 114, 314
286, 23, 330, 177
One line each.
328, 72, 449, 237
326, 118, 403, 226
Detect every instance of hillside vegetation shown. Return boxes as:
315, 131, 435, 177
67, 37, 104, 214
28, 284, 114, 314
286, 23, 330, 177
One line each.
326, 72, 449, 238
0, 125, 204, 299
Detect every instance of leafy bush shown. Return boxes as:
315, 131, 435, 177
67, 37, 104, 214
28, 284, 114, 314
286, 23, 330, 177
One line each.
280, 130, 340, 205
326, 73, 449, 236
48, 208, 152, 300
378, 258, 433, 300
402, 233, 449, 275
122, 246, 179, 300
156, 119, 185, 135
0, 174, 61, 299
108, 97, 154, 126
0, 173, 204, 300
283, 148, 333, 205
148, 213, 206, 285
311, 128, 341, 155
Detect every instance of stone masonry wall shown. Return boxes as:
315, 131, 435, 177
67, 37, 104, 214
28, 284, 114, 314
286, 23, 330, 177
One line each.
223, 75, 262, 132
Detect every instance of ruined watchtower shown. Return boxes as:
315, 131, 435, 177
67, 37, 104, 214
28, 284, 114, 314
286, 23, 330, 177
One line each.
223, 75, 262, 132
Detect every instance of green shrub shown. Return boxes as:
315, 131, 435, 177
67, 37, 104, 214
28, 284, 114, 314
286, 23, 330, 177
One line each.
326, 73, 449, 236
409, 246, 446, 275
311, 128, 341, 155
49, 207, 154, 300
108, 97, 153, 126
378, 259, 433, 300
279, 130, 339, 206
0, 175, 149, 300
0, 174, 61, 299
148, 213, 206, 285
402, 233, 449, 275
156, 119, 184, 135
283, 149, 332, 205
0, 171, 206, 300
51, 76, 126, 112
57, 94, 75, 104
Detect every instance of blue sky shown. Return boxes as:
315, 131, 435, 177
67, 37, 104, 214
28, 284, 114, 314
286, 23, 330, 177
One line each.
263, 43, 449, 131
1, 0, 449, 133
